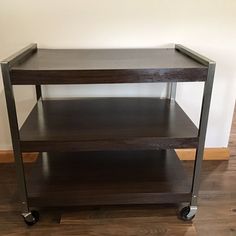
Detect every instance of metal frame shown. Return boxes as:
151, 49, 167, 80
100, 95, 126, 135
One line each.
167, 82, 177, 100
175, 44, 216, 207
1, 43, 215, 218
35, 85, 42, 100
1, 44, 38, 214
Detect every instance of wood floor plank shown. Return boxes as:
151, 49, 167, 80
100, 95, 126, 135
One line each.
0, 151, 38, 163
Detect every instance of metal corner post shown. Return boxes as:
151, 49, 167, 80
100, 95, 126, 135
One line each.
175, 44, 216, 207
167, 82, 177, 100
0, 43, 38, 214
36, 85, 42, 100
191, 61, 216, 206
170, 82, 177, 100
1, 62, 29, 213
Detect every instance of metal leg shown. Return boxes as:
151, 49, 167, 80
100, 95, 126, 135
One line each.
190, 62, 216, 206
1, 63, 29, 214
175, 44, 216, 210
167, 83, 171, 98
35, 85, 42, 100
170, 82, 177, 100
167, 82, 177, 100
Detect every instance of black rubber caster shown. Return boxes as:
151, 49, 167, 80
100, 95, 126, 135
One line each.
22, 210, 39, 226
179, 206, 197, 221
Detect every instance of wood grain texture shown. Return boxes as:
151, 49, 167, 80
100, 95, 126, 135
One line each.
26, 150, 191, 206
19, 98, 198, 152
1, 145, 236, 235
10, 48, 208, 84
60, 205, 197, 235
60, 108, 236, 233
1, 148, 229, 163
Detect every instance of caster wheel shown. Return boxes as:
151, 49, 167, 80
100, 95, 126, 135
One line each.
179, 206, 197, 221
22, 210, 39, 226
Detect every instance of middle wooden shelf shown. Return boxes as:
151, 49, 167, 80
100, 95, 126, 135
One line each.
20, 97, 198, 152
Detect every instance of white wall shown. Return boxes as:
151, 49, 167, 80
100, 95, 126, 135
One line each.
0, 0, 236, 149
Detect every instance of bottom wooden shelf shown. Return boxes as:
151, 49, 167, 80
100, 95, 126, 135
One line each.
26, 150, 192, 206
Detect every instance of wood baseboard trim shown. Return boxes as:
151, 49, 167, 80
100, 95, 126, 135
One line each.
0, 151, 38, 163
176, 148, 230, 161
0, 148, 230, 163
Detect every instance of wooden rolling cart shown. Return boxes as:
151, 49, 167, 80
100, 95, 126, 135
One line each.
1, 44, 215, 225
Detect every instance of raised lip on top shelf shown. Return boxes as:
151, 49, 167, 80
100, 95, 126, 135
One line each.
9, 48, 208, 84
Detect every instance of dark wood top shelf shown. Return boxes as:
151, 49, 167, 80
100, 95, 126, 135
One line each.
27, 150, 191, 206
20, 98, 198, 152
10, 48, 208, 84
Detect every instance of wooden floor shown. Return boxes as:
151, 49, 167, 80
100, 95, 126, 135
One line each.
0, 107, 236, 235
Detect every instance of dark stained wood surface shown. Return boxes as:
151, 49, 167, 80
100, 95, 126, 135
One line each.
1, 148, 236, 235
1, 106, 236, 236
26, 150, 191, 206
0, 105, 235, 234
19, 98, 198, 152
10, 48, 208, 84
